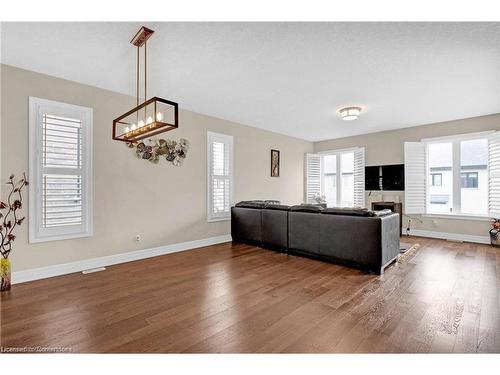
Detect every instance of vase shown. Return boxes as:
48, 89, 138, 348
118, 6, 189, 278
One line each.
1, 258, 11, 292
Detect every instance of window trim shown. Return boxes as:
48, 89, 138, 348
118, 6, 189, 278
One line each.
422, 213, 490, 222
206, 131, 234, 222
28, 97, 93, 243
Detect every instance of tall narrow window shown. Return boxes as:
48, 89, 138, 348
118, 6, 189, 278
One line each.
29, 97, 93, 242
323, 154, 337, 207
340, 152, 354, 206
207, 131, 233, 221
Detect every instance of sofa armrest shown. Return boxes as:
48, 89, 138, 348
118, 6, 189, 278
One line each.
379, 213, 400, 271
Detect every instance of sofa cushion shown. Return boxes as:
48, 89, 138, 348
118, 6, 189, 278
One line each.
235, 201, 266, 208
263, 204, 290, 211
290, 204, 323, 213
300, 203, 327, 208
322, 207, 371, 216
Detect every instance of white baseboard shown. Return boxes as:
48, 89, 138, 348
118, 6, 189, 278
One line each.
408, 229, 490, 244
12, 234, 232, 284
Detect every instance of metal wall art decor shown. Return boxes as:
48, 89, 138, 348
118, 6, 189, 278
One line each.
113, 26, 179, 142
128, 138, 189, 166
271, 149, 280, 177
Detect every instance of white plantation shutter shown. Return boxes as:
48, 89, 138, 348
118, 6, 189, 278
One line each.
353, 147, 366, 207
42, 114, 83, 227
404, 142, 426, 214
207, 132, 233, 221
488, 131, 500, 218
305, 153, 321, 203
29, 97, 93, 242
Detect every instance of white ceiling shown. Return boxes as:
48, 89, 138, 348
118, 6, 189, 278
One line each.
1, 22, 499, 141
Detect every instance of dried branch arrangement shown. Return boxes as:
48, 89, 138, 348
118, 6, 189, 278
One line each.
1, 173, 28, 259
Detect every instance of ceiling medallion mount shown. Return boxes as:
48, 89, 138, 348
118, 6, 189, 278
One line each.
339, 106, 362, 121
113, 26, 179, 142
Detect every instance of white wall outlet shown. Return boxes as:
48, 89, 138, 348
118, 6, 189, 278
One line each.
432, 219, 438, 227
135, 234, 141, 242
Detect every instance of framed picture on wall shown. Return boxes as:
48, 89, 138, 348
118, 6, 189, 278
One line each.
271, 149, 280, 177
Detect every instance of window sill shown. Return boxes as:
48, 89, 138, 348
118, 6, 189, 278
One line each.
422, 214, 490, 222
29, 231, 93, 244
207, 217, 231, 223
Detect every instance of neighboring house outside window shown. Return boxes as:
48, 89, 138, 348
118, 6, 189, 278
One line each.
431, 173, 442, 186
461, 171, 479, 189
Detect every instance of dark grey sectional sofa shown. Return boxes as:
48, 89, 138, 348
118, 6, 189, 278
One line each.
231, 201, 400, 274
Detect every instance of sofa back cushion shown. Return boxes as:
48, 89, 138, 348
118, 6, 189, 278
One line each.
322, 207, 370, 216
290, 204, 323, 213
264, 204, 290, 211
235, 201, 266, 209
322, 207, 393, 217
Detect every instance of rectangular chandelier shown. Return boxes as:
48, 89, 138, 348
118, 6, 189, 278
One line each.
112, 26, 179, 143
112, 97, 178, 142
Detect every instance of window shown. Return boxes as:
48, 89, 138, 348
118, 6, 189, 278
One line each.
340, 152, 354, 206
207, 131, 233, 221
431, 173, 442, 186
29, 97, 93, 242
461, 172, 478, 188
427, 142, 453, 214
306, 148, 365, 207
404, 131, 492, 218
322, 154, 337, 207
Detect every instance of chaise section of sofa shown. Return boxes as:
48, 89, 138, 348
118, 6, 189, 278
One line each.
319, 208, 400, 274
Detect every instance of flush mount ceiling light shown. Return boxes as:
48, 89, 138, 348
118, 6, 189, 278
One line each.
339, 106, 362, 121
113, 26, 178, 142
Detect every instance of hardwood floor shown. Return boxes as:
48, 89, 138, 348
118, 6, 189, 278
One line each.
1, 237, 499, 353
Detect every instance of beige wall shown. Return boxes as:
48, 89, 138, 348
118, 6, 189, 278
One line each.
3, 63, 497, 273
315, 114, 500, 237
1, 65, 313, 271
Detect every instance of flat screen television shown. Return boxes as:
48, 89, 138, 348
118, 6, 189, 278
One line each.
365, 166, 381, 190
364, 164, 404, 191
382, 164, 404, 190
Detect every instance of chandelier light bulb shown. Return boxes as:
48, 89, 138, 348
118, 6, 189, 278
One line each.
125, 126, 130, 133
156, 112, 163, 122
146, 116, 153, 125
131, 123, 137, 131
138, 120, 145, 128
